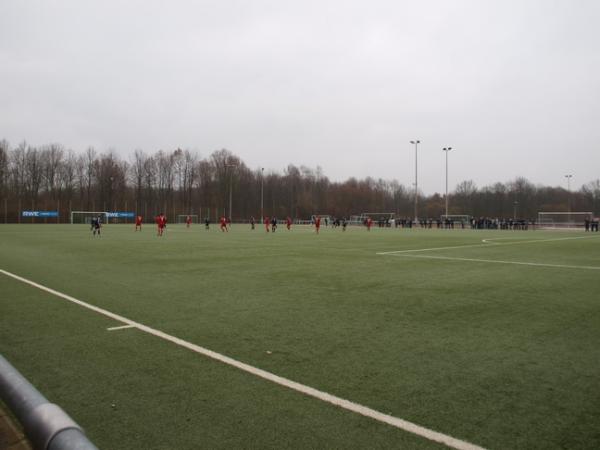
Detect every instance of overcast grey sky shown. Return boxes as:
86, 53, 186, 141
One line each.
1, 0, 599, 193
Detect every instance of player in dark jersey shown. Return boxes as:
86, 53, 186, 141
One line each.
204, 217, 210, 230
91, 216, 102, 237
271, 217, 277, 233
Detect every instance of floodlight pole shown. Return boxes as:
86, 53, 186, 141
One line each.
410, 140, 420, 222
443, 147, 452, 217
227, 161, 238, 221
260, 167, 264, 223
565, 174, 573, 211
513, 201, 519, 220
565, 174, 573, 224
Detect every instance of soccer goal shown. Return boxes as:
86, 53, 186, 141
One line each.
71, 211, 109, 225
176, 215, 199, 224
440, 214, 471, 226
537, 212, 593, 229
311, 215, 331, 224
360, 212, 395, 226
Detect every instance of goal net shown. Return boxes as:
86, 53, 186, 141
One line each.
71, 211, 109, 225
360, 212, 395, 226
176, 214, 199, 224
440, 214, 471, 225
311, 215, 331, 224
537, 212, 593, 229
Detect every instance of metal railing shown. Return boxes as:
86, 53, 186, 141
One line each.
0, 354, 98, 450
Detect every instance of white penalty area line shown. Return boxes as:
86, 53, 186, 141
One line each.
0, 269, 484, 450
377, 235, 598, 255
389, 254, 600, 271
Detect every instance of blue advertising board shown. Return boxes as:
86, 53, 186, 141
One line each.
22, 211, 59, 218
107, 212, 135, 218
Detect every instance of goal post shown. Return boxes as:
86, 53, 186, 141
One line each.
176, 214, 199, 224
537, 212, 593, 229
358, 212, 395, 226
360, 212, 394, 220
71, 211, 109, 225
311, 214, 331, 223
440, 214, 471, 224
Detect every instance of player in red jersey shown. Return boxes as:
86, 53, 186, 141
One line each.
366, 216, 373, 231
135, 215, 143, 231
264, 216, 270, 232
185, 215, 192, 228
156, 213, 167, 236
314, 216, 321, 234
286, 216, 292, 230
219, 216, 228, 232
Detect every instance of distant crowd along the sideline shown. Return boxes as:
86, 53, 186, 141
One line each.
89, 214, 600, 236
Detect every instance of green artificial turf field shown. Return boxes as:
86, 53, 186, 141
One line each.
1, 224, 599, 449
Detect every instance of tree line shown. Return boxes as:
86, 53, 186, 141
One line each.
0, 139, 598, 223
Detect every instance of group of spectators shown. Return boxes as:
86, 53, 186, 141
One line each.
390, 217, 534, 230
584, 217, 600, 232
470, 217, 532, 230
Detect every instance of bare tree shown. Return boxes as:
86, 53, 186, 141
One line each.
24, 145, 43, 204
84, 147, 96, 209
0, 139, 9, 198
130, 149, 147, 212
582, 179, 600, 214
41, 143, 64, 199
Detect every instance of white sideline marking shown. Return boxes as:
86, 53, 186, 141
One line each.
389, 254, 600, 271
377, 235, 597, 255
107, 324, 136, 331
0, 269, 484, 450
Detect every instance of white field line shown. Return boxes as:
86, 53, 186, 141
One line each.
0, 269, 484, 450
389, 254, 600, 271
107, 324, 136, 331
377, 235, 598, 255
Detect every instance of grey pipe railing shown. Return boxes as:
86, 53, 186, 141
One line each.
0, 354, 98, 450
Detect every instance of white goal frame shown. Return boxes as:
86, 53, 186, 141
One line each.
440, 214, 471, 223
176, 214, 199, 224
311, 215, 331, 223
537, 211, 593, 229
71, 211, 109, 225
